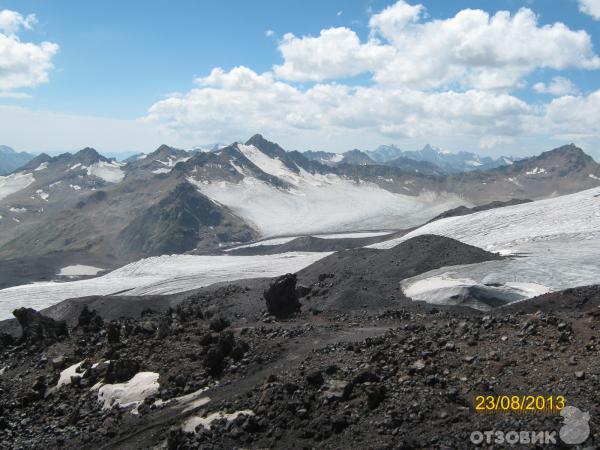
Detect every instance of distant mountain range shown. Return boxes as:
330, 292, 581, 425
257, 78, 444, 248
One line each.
303, 144, 518, 174
0, 146, 36, 175
193, 143, 228, 153
0, 134, 598, 287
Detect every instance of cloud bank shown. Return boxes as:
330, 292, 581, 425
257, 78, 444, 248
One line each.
145, 1, 600, 153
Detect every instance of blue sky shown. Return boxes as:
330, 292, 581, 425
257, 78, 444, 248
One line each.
0, 0, 599, 157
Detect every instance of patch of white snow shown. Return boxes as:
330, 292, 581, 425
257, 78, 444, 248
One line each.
182, 410, 254, 433
87, 161, 125, 183
97, 372, 159, 411
0, 172, 35, 200
58, 265, 104, 276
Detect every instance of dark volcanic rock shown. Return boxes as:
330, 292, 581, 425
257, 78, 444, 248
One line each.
264, 273, 301, 318
12, 308, 68, 345
295, 284, 312, 298
106, 322, 120, 344
306, 370, 324, 387
104, 359, 140, 383
209, 316, 231, 332
0, 282, 598, 449
77, 306, 104, 332
0, 332, 14, 349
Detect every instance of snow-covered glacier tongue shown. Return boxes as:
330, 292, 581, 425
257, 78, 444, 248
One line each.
191, 143, 465, 238
0, 252, 330, 321
371, 186, 600, 310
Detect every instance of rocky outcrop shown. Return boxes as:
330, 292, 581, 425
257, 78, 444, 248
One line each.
77, 306, 104, 333
263, 273, 301, 318
12, 308, 68, 345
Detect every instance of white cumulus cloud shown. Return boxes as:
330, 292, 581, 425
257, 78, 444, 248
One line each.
274, 2, 600, 90
274, 28, 394, 82
533, 77, 580, 96
0, 9, 59, 92
541, 90, 600, 141
374, 6, 599, 90
0, 10, 36, 35
578, 0, 600, 19
146, 65, 533, 144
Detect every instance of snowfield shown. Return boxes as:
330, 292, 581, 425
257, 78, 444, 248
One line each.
371, 186, 600, 252
371, 186, 600, 309
87, 161, 125, 183
153, 156, 192, 174
0, 252, 330, 320
58, 265, 105, 276
0, 172, 35, 201
196, 144, 465, 238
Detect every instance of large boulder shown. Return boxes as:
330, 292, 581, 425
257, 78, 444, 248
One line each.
104, 359, 140, 384
12, 308, 68, 345
263, 273, 301, 318
77, 306, 104, 332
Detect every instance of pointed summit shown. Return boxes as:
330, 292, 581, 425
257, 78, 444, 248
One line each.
245, 134, 267, 145
74, 147, 108, 166
148, 144, 176, 158
533, 144, 595, 172
545, 143, 587, 157
19, 153, 52, 172
244, 134, 287, 158
155, 144, 174, 153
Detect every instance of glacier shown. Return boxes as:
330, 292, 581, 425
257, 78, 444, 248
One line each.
0, 252, 330, 320
371, 186, 600, 309
197, 144, 465, 238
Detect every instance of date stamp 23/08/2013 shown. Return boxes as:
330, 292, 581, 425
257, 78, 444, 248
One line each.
474, 395, 566, 414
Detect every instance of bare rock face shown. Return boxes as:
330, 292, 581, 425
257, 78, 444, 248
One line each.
12, 308, 68, 345
263, 273, 301, 318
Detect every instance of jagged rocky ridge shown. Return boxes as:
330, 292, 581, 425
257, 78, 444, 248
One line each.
303, 143, 519, 173
0, 136, 599, 289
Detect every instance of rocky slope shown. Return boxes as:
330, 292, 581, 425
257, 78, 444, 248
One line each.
117, 183, 255, 255
0, 235, 597, 449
